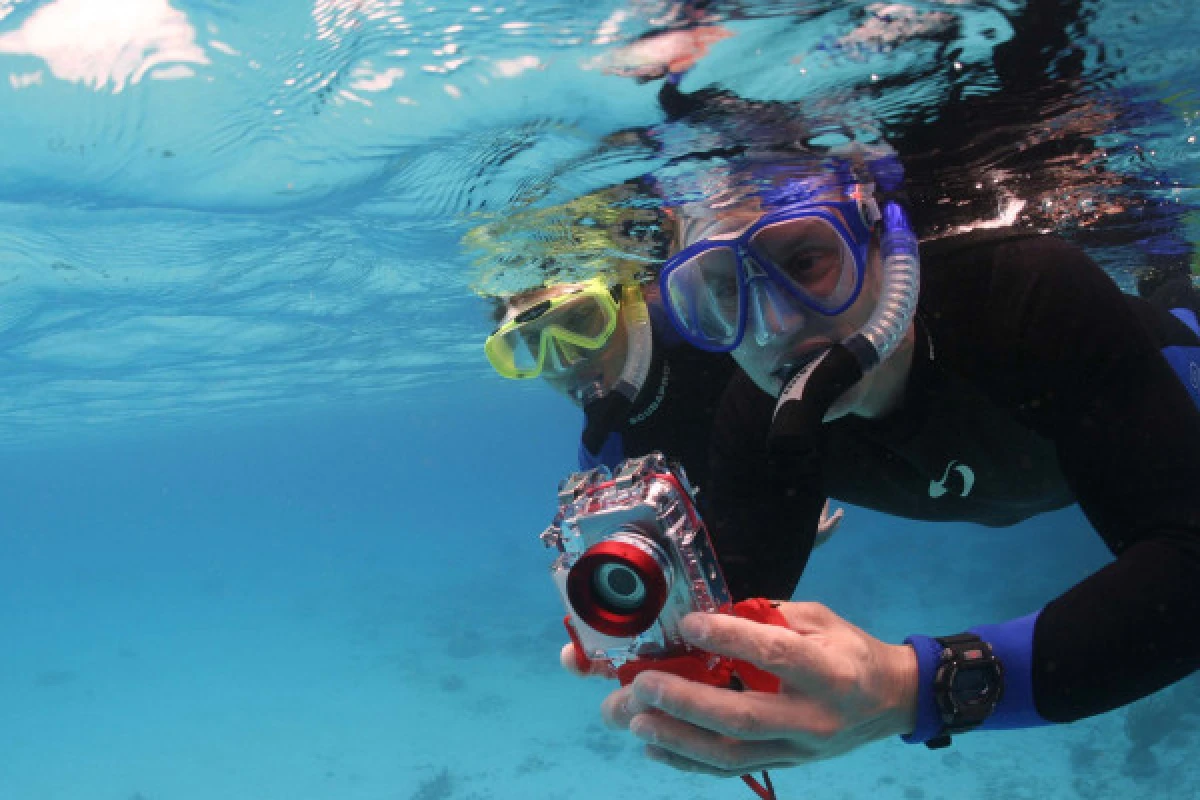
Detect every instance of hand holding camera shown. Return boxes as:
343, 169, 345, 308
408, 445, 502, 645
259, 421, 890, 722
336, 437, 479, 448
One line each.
540, 452, 790, 690
543, 454, 916, 799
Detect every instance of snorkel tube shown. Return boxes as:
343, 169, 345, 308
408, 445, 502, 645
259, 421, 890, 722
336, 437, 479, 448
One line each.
768, 155, 920, 467
849, 156, 921, 370
581, 284, 654, 454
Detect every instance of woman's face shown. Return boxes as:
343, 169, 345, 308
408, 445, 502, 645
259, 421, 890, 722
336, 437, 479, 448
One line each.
502, 284, 630, 407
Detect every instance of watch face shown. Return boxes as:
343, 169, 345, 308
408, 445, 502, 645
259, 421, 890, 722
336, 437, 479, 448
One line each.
952, 665, 995, 704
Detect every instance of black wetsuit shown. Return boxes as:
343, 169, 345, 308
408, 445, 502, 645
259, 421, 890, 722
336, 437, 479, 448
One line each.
579, 295, 737, 491
705, 229, 1200, 725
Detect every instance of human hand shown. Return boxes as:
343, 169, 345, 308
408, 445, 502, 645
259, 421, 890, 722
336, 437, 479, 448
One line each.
815, 499, 845, 548
593, 603, 918, 776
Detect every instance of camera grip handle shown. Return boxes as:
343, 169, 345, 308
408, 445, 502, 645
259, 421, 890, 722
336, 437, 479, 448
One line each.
723, 598, 791, 692
571, 598, 791, 691
566, 601, 787, 800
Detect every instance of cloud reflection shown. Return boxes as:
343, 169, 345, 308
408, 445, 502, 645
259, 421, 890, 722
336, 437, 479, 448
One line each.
0, 0, 208, 93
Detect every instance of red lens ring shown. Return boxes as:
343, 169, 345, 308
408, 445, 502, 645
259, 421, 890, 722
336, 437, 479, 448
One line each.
566, 539, 669, 638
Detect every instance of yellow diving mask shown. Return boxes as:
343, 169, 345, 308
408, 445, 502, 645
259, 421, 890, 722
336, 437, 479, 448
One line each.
485, 279, 630, 380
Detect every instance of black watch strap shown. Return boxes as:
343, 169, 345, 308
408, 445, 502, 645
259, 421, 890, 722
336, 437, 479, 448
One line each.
926, 633, 1004, 750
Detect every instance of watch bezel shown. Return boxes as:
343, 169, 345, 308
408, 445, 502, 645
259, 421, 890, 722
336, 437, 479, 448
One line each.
930, 634, 1005, 737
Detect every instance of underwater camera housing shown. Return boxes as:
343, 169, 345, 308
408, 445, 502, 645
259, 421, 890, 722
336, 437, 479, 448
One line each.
540, 452, 732, 676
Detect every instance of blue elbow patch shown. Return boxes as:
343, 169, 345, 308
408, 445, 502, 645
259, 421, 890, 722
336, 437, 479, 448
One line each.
1161, 307, 1199, 409
1162, 344, 1200, 410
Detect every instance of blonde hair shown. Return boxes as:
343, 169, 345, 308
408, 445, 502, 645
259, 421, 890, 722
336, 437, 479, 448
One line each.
464, 182, 673, 298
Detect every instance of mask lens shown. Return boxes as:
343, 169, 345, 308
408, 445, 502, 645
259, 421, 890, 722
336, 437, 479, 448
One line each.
551, 294, 614, 342
488, 287, 618, 379
745, 271, 806, 346
749, 216, 859, 311
486, 326, 543, 376
546, 336, 589, 372
663, 246, 742, 350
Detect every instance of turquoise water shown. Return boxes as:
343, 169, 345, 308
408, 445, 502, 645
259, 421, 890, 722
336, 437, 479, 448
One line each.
1, 2, 1198, 799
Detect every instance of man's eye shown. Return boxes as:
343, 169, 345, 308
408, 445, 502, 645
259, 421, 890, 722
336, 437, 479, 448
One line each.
784, 254, 818, 274
782, 247, 838, 279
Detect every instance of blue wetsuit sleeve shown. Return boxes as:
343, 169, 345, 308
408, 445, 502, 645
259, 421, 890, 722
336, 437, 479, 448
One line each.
903, 611, 1049, 745
900, 634, 945, 745
578, 429, 625, 471
1170, 307, 1199, 334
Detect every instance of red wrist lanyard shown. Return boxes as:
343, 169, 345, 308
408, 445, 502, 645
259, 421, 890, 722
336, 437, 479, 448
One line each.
569, 598, 789, 800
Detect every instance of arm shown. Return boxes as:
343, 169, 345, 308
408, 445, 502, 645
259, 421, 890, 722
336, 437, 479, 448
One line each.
906, 235, 1200, 743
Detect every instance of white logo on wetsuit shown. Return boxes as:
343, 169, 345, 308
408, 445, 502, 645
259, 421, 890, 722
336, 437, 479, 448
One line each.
929, 460, 975, 499
628, 363, 670, 426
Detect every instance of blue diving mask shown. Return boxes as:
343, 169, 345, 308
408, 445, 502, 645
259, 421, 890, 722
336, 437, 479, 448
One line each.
660, 197, 879, 353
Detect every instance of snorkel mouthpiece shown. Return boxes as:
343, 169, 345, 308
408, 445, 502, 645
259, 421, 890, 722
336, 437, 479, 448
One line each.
772, 344, 863, 455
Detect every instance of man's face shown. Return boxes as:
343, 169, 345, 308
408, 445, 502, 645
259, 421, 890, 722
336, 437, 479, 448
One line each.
672, 196, 884, 413
732, 233, 884, 417
501, 283, 629, 407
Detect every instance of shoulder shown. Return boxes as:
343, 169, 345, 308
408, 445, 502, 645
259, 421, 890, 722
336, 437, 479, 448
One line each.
914, 231, 1171, 427
920, 229, 1113, 311
919, 230, 1154, 363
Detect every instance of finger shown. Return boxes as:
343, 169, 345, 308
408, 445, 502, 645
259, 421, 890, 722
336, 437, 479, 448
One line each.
643, 743, 801, 779
771, 601, 840, 632
678, 613, 834, 692
599, 684, 655, 729
828, 506, 845, 528
631, 671, 813, 741
560, 643, 586, 675
817, 503, 844, 536
643, 744, 728, 777
631, 711, 808, 774
559, 643, 612, 678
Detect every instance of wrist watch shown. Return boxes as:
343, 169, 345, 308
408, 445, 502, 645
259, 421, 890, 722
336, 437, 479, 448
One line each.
926, 633, 1005, 749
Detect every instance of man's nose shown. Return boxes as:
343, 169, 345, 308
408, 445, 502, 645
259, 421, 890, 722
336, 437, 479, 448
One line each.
748, 279, 805, 344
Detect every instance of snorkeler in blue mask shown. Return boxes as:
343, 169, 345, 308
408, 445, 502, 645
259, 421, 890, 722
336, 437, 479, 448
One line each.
564, 147, 1200, 778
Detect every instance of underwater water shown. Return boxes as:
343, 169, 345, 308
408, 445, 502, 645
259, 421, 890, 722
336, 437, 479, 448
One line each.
1, 1, 1198, 799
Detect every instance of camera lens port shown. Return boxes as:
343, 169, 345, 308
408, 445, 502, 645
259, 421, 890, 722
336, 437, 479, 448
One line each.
594, 561, 647, 611
566, 531, 672, 637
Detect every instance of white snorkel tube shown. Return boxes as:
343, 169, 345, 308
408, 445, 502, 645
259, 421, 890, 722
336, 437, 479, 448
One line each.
580, 284, 654, 454
612, 284, 654, 400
